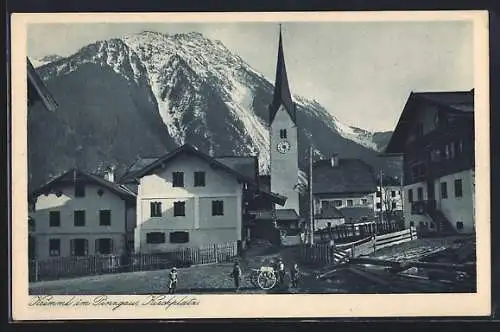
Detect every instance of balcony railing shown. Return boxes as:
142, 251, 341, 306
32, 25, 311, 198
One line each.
411, 200, 436, 215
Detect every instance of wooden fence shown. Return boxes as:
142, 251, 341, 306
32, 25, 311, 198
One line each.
29, 241, 238, 282
301, 227, 417, 265
314, 221, 405, 244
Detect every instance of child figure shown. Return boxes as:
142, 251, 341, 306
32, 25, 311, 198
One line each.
168, 267, 178, 294
290, 263, 300, 288
230, 261, 242, 291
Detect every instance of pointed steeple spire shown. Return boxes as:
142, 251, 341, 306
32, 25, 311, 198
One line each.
270, 25, 296, 124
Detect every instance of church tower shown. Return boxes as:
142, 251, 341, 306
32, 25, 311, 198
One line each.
269, 27, 300, 215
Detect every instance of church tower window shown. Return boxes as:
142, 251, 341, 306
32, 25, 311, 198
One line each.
280, 129, 287, 139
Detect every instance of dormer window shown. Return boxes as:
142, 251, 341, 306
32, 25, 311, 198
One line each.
280, 129, 287, 139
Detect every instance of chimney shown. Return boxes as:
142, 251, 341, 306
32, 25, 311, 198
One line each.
330, 154, 339, 168
104, 165, 116, 183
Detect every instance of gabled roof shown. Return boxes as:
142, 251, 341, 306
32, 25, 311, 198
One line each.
269, 27, 296, 125
254, 209, 300, 221
385, 89, 474, 153
316, 206, 344, 219
312, 159, 377, 195
129, 144, 257, 185
214, 155, 258, 183
31, 168, 136, 201
118, 157, 160, 183
341, 207, 375, 222
377, 175, 401, 187
27, 57, 58, 112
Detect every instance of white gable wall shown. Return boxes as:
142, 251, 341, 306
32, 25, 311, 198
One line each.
32, 183, 129, 260
135, 154, 243, 252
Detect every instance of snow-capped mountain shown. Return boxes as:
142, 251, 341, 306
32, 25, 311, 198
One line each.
29, 31, 395, 190
31, 54, 64, 68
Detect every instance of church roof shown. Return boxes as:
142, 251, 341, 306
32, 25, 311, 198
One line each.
269, 27, 296, 125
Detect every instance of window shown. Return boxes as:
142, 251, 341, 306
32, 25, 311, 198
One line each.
333, 200, 342, 207
361, 199, 368, 205
74, 210, 85, 227
456, 221, 464, 230
321, 200, 330, 210
71, 238, 88, 257
445, 144, 450, 159
376, 191, 382, 197
391, 191, 396, 198
376, 203, 381, 209
173, 201, 186, 217
440, 182, 448, 199
75, 182, 85, 197
49, 239, 60, 257
95, 238, 113, 255
454, 179, 463, 197
280, 129, 287, 139
170, 231, 189, 244
212, 200, 224, 216
347, 199, 353, 207
408, 189, 413, 203
430, 223, 434, 229
417, 187, 423, 201
392, 202, 397, 209
99, 210, 111, 226
146, 232, 165, 244
194, 171, 206, 187
49, 211, 60, 227
172, 172, 184, 187
410, 221, 415, 227
150, 202, 162, 217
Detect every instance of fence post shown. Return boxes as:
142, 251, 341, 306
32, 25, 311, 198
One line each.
214, 244, 218, 263
373, 235, 377, 253
410, 227, 413, 240
351, 243, 355, 258
35, 260, 39, 282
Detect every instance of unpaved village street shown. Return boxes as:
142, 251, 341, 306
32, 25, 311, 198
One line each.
29, 236, 475, 295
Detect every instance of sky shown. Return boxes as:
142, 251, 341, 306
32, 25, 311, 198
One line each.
27, 21, 473, 132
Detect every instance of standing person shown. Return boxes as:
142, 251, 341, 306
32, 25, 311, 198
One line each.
290, 263, 300, 289
277, 258, 286, 286
168, 267, 178, 294
230, 261, 242, 292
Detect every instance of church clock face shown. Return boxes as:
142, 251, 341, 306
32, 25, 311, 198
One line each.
277, 140, 291, 154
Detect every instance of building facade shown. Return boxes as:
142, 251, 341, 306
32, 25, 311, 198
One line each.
373, 176, 404, 220
385, 90, 475, 234
128, 145, 263, 253
312, 155, 377, 228
29, 169, 136, 260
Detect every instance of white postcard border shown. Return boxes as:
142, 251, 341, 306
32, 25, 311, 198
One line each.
11, 10, 491, 320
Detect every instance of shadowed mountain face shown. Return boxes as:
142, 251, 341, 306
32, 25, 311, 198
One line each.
29, 31, 395, 190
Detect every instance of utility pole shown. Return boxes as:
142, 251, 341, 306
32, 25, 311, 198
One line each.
379, 169, 383, 223
309, 146, 314, 245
